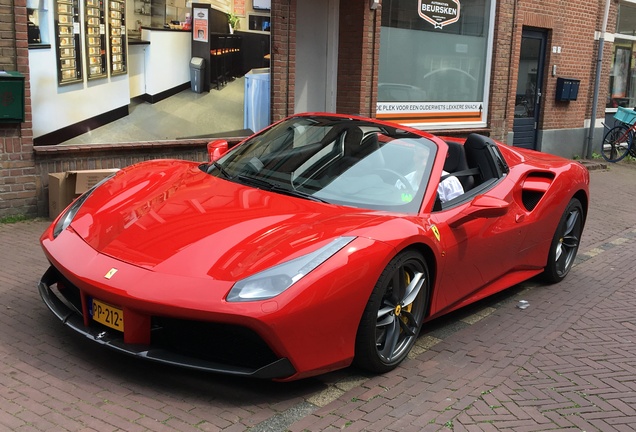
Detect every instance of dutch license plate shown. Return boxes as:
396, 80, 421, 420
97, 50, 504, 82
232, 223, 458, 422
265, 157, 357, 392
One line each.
91, 298, 124, 332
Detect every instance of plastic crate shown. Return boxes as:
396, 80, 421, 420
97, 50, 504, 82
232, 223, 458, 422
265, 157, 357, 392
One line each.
614, 106, 636, 125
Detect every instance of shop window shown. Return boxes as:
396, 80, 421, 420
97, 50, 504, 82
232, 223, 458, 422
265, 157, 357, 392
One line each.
377, 0, 494, 129
608, 1, 636, 108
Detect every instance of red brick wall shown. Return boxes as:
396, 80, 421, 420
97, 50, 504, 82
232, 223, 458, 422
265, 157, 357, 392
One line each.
270, 0, 380, 120
269, 0, 613, 146
0, 0, 617, 217
489, 0, 614, 142
336, 0, 380, 117
488, 0, 516, 141
0, 0, 36, 217
33, 139, 242, 217
270, 0, 296, 122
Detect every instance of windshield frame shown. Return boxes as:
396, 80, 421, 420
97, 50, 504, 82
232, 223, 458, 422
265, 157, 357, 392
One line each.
206, 115, 438, 214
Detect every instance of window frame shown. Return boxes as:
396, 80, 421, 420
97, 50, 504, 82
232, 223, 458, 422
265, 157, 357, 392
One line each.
375, 0, 497, 130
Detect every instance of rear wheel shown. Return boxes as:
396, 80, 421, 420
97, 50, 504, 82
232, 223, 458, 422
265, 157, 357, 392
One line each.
601, 125, 632, 162
354, 250, 429, 373
542, 198, 584, 283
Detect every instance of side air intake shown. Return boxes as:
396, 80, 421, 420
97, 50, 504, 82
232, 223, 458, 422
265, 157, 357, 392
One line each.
521, 172, 555, 211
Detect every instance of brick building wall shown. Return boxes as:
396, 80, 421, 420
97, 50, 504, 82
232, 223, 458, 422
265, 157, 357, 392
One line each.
0, 0, 36, 218
488, 0, 517, 142
489, 0, 615, 152
269, 0, 612, 155
517, 5, 603, 131
336, 0, 380, 117
32, 138, 241, 216
0, 0, 618, 217
270, 0, 296, 122
270, 0, 380, 120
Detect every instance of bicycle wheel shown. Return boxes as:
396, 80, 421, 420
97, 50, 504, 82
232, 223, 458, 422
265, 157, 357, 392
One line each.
601, 125, 632, 162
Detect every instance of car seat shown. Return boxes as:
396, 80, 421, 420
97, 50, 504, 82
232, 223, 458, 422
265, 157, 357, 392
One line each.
443, 140, 475, 191
463, 133, 501, 185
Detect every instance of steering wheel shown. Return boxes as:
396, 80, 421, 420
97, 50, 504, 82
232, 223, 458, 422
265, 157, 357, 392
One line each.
372, 168, 416, 197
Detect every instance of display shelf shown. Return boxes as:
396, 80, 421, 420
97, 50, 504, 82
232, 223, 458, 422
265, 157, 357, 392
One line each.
108, 0, 127, 75
54, 0, 82, 85
84, 0, 107, 80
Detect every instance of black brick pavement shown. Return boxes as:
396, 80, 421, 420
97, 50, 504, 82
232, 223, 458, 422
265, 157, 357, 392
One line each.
1, 161, 636, 431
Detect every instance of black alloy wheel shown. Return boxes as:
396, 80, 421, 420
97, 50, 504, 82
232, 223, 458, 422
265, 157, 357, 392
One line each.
354, 250, 429, 373
542, 198, 584, 283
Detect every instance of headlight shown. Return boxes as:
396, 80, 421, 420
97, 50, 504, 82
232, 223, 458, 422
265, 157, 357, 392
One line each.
52, 173, 116, 238
226, 236, 356, 302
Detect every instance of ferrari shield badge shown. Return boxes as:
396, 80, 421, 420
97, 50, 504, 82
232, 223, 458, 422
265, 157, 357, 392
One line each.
431, 225, 441, 242
418, 0, 461, 30
104, 268, 118, 279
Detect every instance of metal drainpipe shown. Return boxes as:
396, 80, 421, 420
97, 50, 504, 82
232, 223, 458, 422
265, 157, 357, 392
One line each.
586, 0, 611, 159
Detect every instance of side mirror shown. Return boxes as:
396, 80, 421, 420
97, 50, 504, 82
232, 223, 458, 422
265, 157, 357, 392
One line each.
207, 140, 229, 162
447, 195, 509, 228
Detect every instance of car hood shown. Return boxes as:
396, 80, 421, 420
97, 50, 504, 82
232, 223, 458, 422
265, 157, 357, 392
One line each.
70, 160, 385, 280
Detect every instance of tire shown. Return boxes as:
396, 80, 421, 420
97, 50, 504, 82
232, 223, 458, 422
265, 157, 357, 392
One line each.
542, 198, 584, 283
354, 250, 430, 373
601, 125, 632, 163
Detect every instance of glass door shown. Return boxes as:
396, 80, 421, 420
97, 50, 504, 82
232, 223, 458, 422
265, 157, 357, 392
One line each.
513, 29, 547, 150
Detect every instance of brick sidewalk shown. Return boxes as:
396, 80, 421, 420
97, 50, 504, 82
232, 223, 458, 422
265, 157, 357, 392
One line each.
2, 162, 636, 431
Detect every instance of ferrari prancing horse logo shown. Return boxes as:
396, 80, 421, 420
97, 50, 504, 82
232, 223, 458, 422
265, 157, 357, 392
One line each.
431, 225, 441, 242
104, 268, 118, 279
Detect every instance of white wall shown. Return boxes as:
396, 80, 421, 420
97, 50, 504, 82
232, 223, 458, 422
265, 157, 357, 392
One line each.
30, 29, 191, 139
29, 48, 131, 140
141, 29, 191, 96
29, 0, 132, 139
128, 45, 147, 98
29, 5, 192, 140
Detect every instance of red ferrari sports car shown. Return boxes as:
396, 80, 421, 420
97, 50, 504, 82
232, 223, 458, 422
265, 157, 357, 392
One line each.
39, 113, 589, 381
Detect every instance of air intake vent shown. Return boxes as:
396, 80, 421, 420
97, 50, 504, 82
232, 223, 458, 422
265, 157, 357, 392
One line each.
520, 172, 554, 212
522, 190, 543, 211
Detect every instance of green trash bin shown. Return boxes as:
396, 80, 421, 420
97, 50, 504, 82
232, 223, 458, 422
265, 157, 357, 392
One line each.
0, 71, 25, 123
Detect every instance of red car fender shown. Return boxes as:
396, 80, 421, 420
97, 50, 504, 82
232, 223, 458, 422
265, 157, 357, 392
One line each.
242, 236, 396, 380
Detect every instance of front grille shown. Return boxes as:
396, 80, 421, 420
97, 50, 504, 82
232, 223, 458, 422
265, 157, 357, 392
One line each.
46, 265, 281, 371
41, 265, 294, 378
151, 317, 280, 370
49, 267, 84, 316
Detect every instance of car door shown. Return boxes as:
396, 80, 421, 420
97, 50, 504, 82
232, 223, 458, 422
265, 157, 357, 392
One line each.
428, 180, 527, 313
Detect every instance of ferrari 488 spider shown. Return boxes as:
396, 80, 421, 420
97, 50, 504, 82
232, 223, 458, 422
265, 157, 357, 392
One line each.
39, 113, 589, 381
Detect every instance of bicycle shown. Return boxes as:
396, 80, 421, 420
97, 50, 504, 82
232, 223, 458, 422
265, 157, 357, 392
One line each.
601, 106, 636, 162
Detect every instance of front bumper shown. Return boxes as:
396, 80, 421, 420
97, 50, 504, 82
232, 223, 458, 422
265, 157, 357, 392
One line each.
38, 266, 296, 379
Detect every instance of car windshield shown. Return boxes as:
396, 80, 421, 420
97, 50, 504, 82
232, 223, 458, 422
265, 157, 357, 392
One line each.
205, 116, 437, 213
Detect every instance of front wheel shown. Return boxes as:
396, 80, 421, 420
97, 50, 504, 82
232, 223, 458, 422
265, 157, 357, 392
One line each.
354, 250, 430, 373
542, 198, 584, 283
601, 125, 632, 162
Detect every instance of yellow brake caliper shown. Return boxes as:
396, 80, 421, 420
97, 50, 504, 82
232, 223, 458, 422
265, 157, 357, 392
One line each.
397, 271, 413, 329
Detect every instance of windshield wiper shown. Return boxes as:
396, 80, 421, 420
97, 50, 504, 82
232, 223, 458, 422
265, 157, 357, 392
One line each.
237, 174, 330, 204
236, 174, 273, 189
270, 185, 330, 203
206, 162, 232, 179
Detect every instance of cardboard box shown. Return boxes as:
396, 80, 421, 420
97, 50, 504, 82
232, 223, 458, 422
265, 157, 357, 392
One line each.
48, 169, 119, 218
